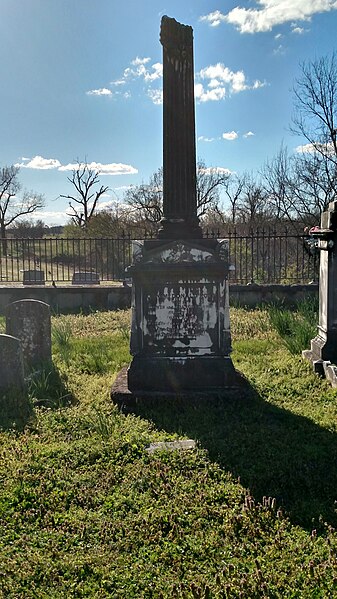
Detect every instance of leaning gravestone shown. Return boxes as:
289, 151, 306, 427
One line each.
112, 16, 237, 405
6, 299, 52, 373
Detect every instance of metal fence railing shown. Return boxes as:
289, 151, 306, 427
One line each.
0, 230, 319, 284
224, 228, 318, 284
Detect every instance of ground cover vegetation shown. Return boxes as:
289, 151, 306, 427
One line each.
1, 304, 337, 597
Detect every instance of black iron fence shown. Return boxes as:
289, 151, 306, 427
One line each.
0, 230, 318, 284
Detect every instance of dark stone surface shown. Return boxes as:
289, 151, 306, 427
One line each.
0, 334, 25, 390
6, 299, 51, 372
111, 366, 244, 412
72, 271, 100, 285
158, 16, 202, 239
127, 355, 237, 393
23, 270, 45, 285
126, 238, 235, 394
309, 331, 337, 364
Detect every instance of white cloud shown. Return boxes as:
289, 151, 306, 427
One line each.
195, 83, 226, 102
199, 10, 227, 27
198, 165, 232, 175
16, 155, 62, 170
273, 44, 286, 55
17, 156, 138, 176
200, 1, 337, 34
131, 56, 151, 66
93, 56, 163, 106
243, 131, 255, 137
291, 24, 306, 34
198, 135, 217, 142
222, 131, 238, 141
111, 79, 126, 86
31, 211, 67, 226
86, 88, 112, 96
147, 89, 163, 105
295, 141, 335, 156
295, 143, 315, 153
59, 162, 138, 175
96, 199, 116, 211
124, 58, 163, 83
198, 63, 265, 98
144, 62, 163, 82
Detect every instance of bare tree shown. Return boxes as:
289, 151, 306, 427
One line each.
262, 145, 337, 228
61, 161, 109, 228
223, 173, 247, 224
196, 160, 229, 218
125, 168, 163, 233
125, 161, 228, 233
291, 52, 337, 195
237, 174, 269, 225
0, 165, 44, 251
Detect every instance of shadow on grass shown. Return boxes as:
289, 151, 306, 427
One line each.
130, 377, 337, 531
27, 362, 75, 410
0, 386, 34, 432
0, 362, 75, 432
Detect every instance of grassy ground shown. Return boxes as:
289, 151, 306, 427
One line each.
1, 306, 337, 597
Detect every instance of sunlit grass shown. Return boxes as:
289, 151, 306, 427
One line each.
1, 306, 337, 597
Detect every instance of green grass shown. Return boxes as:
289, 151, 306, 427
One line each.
1, 306, 337, 597
267, 297, 318, 355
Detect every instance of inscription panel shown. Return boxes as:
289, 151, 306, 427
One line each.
141, 280, 219, 355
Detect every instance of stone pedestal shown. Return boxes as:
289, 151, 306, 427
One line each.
126, 238, 235, 394
303, 200, 337, 372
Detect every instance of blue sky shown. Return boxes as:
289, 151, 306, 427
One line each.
1, 0, 337, 225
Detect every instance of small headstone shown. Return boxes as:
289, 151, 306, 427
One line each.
6, 299, 52, 372
0, 334, 25, 391
145, 440, 196, 453
72, 271, 100, 285
23, 270, 45, 285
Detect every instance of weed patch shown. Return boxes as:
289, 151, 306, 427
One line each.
268, 300, 317, 355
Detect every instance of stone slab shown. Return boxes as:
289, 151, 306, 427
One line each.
23, 270, 45, 285
72, 272, 100, 285
323, 361, 337, 388
111, 366, 248, 413
145, 440, 196, 453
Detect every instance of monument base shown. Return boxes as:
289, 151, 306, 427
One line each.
306, 331, 337, 364
111, 366, 244, 412
127, 354, 237, 393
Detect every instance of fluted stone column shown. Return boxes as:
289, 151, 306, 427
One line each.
158, 16, 202, 239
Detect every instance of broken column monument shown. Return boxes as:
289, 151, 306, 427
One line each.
303, 200, 337, 386
112, 16, 236, 400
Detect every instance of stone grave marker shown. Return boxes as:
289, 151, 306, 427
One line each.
72, 271, 100, 285
23, 270, 45, 285
303, 199, 337, 385
0, 334, 25, 391
6, 299, 52, 373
